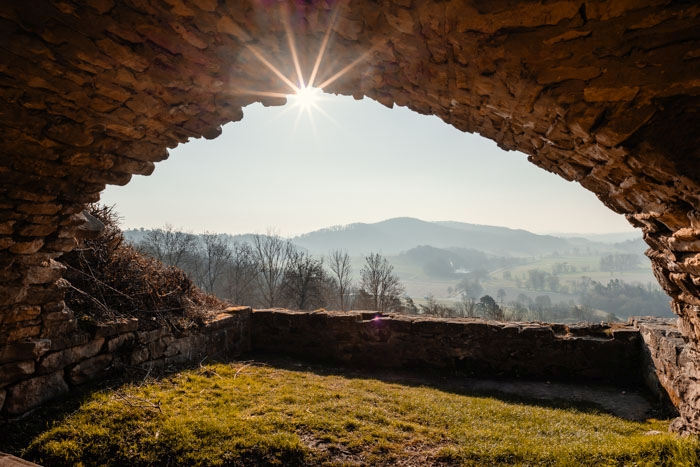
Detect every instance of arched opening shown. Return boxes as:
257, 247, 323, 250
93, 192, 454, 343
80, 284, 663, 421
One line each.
103, 95, 634, 236
102, 92, 668, 323
0, 0, 699, 433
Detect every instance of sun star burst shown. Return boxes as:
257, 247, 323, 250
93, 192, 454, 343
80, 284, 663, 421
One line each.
290, 85, 322, 111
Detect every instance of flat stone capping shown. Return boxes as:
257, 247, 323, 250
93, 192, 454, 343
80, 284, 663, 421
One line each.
0, 451, 39, 466
250, 310, 646, 387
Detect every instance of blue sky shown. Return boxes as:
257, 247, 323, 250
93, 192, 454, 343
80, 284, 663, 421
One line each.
101, 91, 636, 237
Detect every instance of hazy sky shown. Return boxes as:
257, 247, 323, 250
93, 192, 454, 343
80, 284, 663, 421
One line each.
102, 91, 636, 237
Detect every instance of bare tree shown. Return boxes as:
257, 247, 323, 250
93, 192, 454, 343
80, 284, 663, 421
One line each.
359, 252, 404, 312
281, 249, 327, 310
223, 242, 258, 306
420, 294, 456, 317
137, 224, 198, 269
456, 294, 479, 318
252, 231, 291, 308
328, 249, 352, 311
497, 288, 507, 305
196, 232, 232, 295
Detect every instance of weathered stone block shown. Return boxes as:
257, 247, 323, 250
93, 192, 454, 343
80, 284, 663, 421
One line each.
138, 327, 171, 345
106, 332, 136, 353
43, 308, 75, 322
37, 337, 105, 374
24, 260, 65, 284
48, 331, 89, 352
0, 220, 15, 235
0, 338, 51, 364
2, 305, 42, 324
68, 354, 113, 385
0, 286, 28, 306
95, 318, 139, 338
0, 237, 15, 250
130, 347, 150, 366
17, 203, 63, 215
3, 371, 68, 415
163, 339, 185, 358
148, 337, 172, 360
7, 323, 41, 341
17, 224, 57, 237
0, 360, 34, 387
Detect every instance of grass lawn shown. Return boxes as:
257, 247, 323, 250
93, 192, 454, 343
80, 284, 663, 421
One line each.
14, 360, 700, 466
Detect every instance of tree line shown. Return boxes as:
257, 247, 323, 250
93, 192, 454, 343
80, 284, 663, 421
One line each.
135, 225, 408, 312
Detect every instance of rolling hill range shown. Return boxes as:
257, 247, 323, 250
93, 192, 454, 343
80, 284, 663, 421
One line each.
122, 217, 668, 318
290, 217, 643, 257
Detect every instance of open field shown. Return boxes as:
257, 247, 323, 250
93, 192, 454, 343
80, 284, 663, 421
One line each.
8, 359, 699, 466
383, 253, 669, 317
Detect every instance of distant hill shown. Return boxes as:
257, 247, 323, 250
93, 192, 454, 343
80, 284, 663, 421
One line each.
292, 217, 615, 257
552, 232, 641, 244
124, 217, 647, 259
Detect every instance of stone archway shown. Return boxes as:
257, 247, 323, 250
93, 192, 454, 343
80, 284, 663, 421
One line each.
1, 0, 699, 432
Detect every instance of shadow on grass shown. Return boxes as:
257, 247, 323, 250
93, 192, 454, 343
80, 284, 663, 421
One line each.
246, 353, 670, 421
0, 363, 185, 457
0, 352, 672, 459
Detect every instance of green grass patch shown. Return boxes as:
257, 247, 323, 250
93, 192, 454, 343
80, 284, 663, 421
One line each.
23, 361, 700, 466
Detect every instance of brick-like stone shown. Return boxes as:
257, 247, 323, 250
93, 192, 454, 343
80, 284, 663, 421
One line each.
7, 323, 41, 341
17, 224, 57, 237
95, 318, 139, 338
3, 371, 68, 415
24, 260, 65, 284
68, 354, 113, 385
0, 339, 51, 364
0, 360, 34, 387
0, 221, 15, 235
106, 332, 136, 353
9, 239, 44, 255
37, 338, 105, 374
0, 286, 28, 306
2, 305, 42, 324
16, 203, 62, 215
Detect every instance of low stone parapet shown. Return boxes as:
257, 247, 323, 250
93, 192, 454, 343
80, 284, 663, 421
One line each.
0, 307, 251, 415
251, 310, 645, 386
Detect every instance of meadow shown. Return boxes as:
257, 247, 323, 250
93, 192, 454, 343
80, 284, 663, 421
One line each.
15, 360, 699, 466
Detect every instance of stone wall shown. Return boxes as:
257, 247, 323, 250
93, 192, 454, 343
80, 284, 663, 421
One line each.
0, 308, 691, 431
251, 310, 645, 386
0, 0, 699, 432
0, 307, 251, 415
636, 317, 698, 435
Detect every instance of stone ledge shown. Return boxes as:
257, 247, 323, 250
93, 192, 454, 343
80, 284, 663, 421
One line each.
0, 451, 40, 466
250, 310, 645, 386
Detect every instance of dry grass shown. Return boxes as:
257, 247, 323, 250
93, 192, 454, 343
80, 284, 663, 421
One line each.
62, 204, 225, 330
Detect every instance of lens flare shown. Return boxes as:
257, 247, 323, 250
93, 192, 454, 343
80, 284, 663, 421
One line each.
290, 85, 322, 110
231, 4, 380, 131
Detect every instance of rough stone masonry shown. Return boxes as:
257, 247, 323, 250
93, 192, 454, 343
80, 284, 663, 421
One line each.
0, 0, 699, 432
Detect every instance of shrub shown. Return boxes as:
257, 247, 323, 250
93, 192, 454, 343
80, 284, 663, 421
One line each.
61, 205, 225, 330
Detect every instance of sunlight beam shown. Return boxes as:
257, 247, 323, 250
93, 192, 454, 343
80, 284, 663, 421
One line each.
317, 50, 373, 90
308, 8, 340, 88
246, 44, 300, 94
230, 90, 290, 99
282, 5, 307, 90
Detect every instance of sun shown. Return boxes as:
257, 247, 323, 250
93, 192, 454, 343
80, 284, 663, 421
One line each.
289, 85, 323, 111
